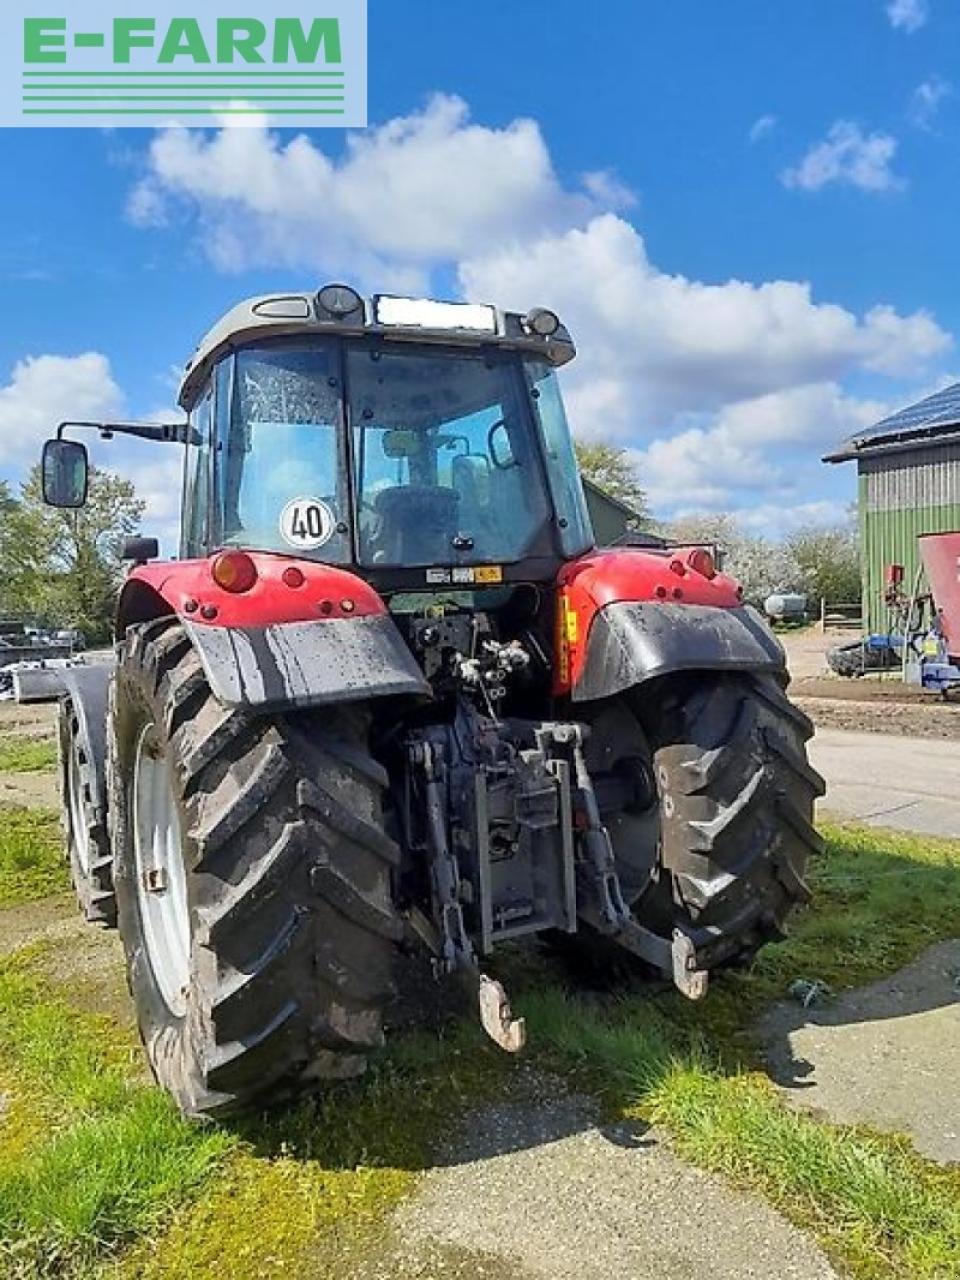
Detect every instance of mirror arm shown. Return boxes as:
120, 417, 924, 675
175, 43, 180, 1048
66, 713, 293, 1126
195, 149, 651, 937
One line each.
56, 419, 199, 446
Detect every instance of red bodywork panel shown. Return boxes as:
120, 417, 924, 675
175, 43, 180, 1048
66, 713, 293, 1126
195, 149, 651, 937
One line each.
553, 547, 742, 694
120, 551, 385, 630
919, 531, 960, 656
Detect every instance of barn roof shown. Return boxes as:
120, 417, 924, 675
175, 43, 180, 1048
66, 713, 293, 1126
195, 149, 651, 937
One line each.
824, 381, 960, 462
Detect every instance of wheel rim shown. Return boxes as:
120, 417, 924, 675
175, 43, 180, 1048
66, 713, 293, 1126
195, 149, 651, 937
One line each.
67, 739, 91, 876
133, 723, 190, 1017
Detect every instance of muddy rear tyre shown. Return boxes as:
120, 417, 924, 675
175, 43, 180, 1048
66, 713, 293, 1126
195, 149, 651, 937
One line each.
110, 617, 400, 1119
565, 673, 824, 977
640, 673, 825, 967
59, 696, 116, 927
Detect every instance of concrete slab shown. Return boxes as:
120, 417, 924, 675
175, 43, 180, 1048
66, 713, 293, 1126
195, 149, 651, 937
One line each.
809, 728, 960, 838
367, 1088, 838, 1280
758, 941, 960, 1164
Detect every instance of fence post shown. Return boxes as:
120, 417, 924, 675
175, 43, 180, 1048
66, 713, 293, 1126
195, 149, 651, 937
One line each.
820, 596, 826, 634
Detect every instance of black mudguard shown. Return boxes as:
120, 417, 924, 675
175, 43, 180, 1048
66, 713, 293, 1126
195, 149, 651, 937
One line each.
573, 601, 785, 703
183, 614, 430, 710
58, 663, 113, 817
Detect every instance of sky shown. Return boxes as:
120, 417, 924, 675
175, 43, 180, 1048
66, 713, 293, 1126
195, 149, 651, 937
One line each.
1, 0, 959, 547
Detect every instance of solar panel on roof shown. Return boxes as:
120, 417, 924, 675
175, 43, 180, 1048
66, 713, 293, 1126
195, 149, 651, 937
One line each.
858, 381, 960, 443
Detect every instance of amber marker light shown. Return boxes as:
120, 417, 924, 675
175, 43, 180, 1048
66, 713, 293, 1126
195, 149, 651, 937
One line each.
210, 550, 258, 594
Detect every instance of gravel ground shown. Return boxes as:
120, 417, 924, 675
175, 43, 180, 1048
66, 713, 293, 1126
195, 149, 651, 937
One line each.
0, 770, 58, 807
0, 701, 56, 735
0, 700, 58, 805
779, 627, 960, 739
368, 1081, 838, 1280
796, 695, 960, 740
758, 941, 960, 1165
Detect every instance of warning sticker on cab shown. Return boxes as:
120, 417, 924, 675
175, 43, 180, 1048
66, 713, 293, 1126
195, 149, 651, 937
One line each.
424, 565, 503, 586
475, 565, 503, 584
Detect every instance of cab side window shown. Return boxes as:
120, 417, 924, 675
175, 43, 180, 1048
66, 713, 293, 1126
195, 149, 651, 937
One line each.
181, 387, 213, 559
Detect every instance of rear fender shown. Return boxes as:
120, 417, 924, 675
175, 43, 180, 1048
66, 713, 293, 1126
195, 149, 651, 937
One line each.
554, 548, 785, 701
117, 553, 430, 710
57, 664, 112, 818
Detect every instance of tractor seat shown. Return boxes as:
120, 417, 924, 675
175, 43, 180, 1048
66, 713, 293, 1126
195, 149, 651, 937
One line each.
370, 485, 460, 563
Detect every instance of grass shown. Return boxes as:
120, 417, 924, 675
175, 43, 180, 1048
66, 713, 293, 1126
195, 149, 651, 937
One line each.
0, 945, 508, 1279
0, 807, 67, 905
0, 952, 234, 1278
663, 820, 960, 1049
0, 820, 959, 1277
0, 737, 57, 774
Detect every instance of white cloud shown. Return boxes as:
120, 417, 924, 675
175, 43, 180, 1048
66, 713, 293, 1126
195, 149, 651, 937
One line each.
735, 499, 852, 536
748, 114, 778, 143
129, 95, 593, 289
626, 382, 888, 515
581, 169, 636, 210
0, 352, 185, 549
459, 214, 949, 435
886, 0, 929, 31
114, 448, 183, 553
0, 353, 124, 471
909, 75, 952, 129
782, 121, 902, 193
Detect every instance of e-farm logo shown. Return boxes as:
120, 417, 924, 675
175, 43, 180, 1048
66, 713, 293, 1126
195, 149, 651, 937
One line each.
2, 1, 366, 127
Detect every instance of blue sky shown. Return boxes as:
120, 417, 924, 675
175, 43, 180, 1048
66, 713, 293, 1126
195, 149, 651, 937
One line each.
1, 0, 958, 542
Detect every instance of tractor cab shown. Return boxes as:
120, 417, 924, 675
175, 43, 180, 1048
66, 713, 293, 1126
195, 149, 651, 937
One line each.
177, 289, 593, 592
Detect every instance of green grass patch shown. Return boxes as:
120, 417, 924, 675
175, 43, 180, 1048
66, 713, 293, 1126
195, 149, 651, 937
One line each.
0, 808, 67, 906
0, 943, 508, 1279
0, 952, 234, 1278
0, 736, 57, 774
521, 985, 960, 1278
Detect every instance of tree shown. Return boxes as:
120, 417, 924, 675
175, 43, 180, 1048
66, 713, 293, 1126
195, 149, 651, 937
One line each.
786, 522, 860, 608
574, 440, 650, 522
3, 465, 145, 641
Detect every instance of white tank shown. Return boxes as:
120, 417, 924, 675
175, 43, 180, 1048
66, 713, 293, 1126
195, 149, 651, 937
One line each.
764, 592, 807, 621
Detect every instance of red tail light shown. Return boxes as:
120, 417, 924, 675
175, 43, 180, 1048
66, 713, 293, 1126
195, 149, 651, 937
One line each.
687, 548, 716, 580
210, 550, 258, 594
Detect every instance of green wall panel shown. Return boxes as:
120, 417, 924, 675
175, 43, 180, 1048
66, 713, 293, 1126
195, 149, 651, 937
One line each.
861, 500, 960, 633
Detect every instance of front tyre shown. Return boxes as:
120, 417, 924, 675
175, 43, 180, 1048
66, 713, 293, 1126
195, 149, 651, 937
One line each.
109, 618, 400, 1119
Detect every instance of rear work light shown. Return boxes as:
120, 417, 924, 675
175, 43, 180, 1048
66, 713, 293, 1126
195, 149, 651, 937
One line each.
687, 548, 716, 580
210, 550, 258, 594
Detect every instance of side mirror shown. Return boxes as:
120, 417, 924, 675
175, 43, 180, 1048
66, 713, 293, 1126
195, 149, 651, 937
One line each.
41, 439, 89, 508
121, 536, 159, 564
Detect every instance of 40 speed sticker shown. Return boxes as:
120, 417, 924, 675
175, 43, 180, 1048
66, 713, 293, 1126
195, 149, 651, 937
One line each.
278, 497, 336, 550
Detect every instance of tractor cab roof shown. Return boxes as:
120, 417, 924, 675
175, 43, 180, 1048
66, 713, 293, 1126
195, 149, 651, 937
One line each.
179, 285, 576, 412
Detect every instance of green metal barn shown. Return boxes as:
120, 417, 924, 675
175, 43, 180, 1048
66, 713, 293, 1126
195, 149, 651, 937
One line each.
825, 383, 960, 634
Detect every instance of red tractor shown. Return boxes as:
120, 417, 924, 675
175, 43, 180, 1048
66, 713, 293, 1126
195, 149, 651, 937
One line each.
40, 286, 823, 1118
